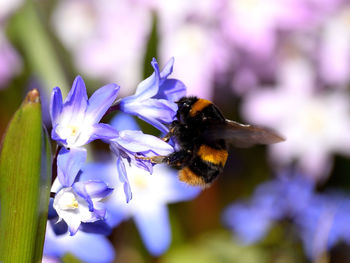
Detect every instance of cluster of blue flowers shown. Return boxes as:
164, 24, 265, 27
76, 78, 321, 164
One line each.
222, 171, 350, 261
44, 58, 201, 261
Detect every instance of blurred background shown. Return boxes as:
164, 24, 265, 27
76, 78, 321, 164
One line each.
2, 0, 350, 262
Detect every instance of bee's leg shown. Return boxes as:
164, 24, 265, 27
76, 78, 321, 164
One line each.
135, 155, 168, 164
161, 133, 172, 142
161, 126, 176, 142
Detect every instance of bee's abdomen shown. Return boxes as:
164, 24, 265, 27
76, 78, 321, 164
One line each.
197, 144, 228, 166
179, 166, 208, 186
178, 144, 228, 186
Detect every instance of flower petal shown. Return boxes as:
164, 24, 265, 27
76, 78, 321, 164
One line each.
80, 220, 112, 235
121, 98, 177, 132
57, 148, 87, 187
44, 223, 115, 263
222, 203, 273, 244
159, 57, 174, 81
110, 113, 139, 131
73, 182, 94, 212
77, 180, 113, 200
110, 146, 132, 203
61, 76, 88, 120
156, 79, 186, 102
79, 163, 129, 226
80, 163, 118, 186
86, 83, 120, 123
51, 124, 67, 145
118, 161, 132, 203
156, 166, 201, 203
133, 204, 171, 256
50, 86, 63, 126
48, 198, 58, 220
67, 217, 82, 236
114, 130, 174, 155
133, 64, 160, 99
89, 123, 118, 143
49, 219, 67, 236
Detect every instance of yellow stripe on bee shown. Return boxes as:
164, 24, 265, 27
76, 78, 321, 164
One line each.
189, 99, 212, 116
197, 145, 228, 166
179, 167, 206, 186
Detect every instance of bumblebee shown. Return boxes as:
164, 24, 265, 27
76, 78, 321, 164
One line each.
144, 96, 285, 187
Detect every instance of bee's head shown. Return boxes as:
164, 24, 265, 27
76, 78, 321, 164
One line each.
176, 96, 198, 122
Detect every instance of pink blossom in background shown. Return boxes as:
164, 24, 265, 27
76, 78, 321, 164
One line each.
0, 0, 23, 88
155, 0, 227, 99
52, 0, 152, 96
220, 0, 310, 58
51, 0, 350, 101
220, 0, 344, 58
242, 56, 350, 181
52, 0, 231, 100
0, 0, 24, 23
221, 0, 349, 96
229, 51, 278, 95
319, 7, 350, 87
221, 0, 283, 57
0, 31, 22, 88
159, 24, 226, 99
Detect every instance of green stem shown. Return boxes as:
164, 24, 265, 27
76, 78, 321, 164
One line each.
10, 0, 69, 96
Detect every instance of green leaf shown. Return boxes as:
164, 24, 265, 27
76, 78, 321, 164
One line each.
0, 89, 52, 262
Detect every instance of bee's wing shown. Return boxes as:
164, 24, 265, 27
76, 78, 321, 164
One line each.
204, 119, 285, 148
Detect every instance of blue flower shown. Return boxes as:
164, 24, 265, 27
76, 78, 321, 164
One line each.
120, 58, 187, 133
43, 222, 115, 263
52, 148, 113, 235
50, 75, 120, 148
295, 193, 350, 260
79, 161, 201, 256
222, 173, 314, 244
222, 172, 350, 260
109, 113, 174, 203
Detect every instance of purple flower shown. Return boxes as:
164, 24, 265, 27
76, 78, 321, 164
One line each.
120, 58, 186, 133
79, 161, 201, 256
79, 113, 201, 255
43, 222, 115, 263
50, 75, 120, 148
52, 148, 113, 235
109, 113, 174, 203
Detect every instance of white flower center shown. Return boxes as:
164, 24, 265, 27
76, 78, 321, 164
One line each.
55, 123, 82, 146
53, 187, 97, 227
55, 188, 80, 211
68, 125, 80, 137
132, 173, 150, 190
299, 101, 327, 135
